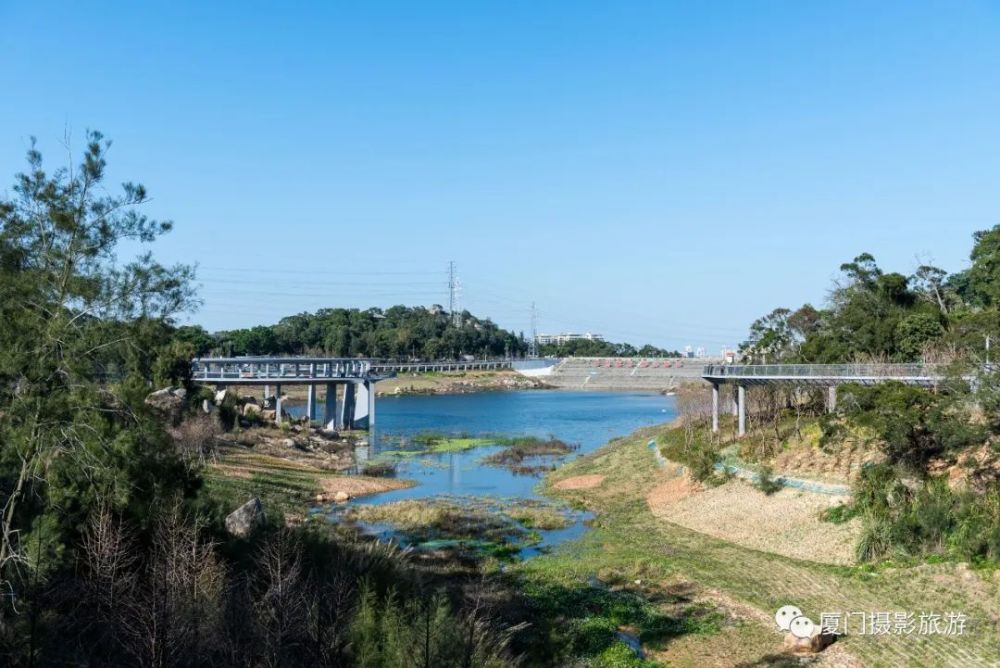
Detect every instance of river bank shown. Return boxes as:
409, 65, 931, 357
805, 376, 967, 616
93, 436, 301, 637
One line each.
201, 390, 1000, 665
531, 423, 1000, 667
271, 370, 548, 403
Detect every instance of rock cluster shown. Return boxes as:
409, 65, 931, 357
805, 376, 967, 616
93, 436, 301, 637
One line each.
144, 386, 188, 423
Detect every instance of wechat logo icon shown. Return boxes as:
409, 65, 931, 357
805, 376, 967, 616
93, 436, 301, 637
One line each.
775, 604, 816, 639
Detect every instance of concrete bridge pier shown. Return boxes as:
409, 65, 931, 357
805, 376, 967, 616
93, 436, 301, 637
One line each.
324, 383, 336, 429
275, 384, 283, 424
827, 386, 837, 413
341, 382, 356, 429
305, 364, 317, 422
711, 382, 720, 433
737, 385, 746, 437
366, 380, 376, 429
306, 384, 317, 423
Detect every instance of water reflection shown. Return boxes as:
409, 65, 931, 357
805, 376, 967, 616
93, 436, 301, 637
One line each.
300, 391, 676, 557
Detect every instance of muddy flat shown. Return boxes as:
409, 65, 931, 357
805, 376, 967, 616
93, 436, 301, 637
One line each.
319, 475, 413, 498
552, 474, 605, 490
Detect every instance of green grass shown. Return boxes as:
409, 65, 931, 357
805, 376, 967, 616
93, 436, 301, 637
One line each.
378, 432, 575, 458
377, 431, 499, 456
523, 424, 1000, 667
202, 449, 345, 517
341, 497, 571, 560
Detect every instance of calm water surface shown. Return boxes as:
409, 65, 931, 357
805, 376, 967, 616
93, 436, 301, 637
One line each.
320, 390, 677, 554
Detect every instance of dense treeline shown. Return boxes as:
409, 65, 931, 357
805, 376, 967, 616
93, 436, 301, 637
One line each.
740, 235, 1000, 363
210, 307, 530, 360
734, 233, 1000, 564
177, 309, 679, 361
0, 135, 516, 665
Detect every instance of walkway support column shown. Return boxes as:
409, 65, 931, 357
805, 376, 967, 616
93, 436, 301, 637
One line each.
341, 382, 356, 429
711, 382, 720, 433
306, 384, 316, 423
732, 388, 739, 417
324, 383, 336, 429
306, 364, 317, 422
827, 386, 837, 413
737, 385, 746, 437
366, 380, 376, 429
275, 384, 283, 424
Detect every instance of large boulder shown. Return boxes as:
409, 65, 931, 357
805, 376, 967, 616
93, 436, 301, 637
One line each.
214, 389, 228, 405
225, 497, 265, 538
145, 387, 184, 423
243, 402, 262, 417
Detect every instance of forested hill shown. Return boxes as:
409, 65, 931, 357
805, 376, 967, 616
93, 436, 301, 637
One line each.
740, 226, 1000, 364
183, 306, 528, 359
176, 305, 679, 360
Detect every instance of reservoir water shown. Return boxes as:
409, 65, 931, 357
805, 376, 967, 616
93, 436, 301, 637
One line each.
314, 390, 677, 555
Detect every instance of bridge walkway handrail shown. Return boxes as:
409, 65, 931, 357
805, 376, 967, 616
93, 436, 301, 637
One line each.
192, 357, 374, 383
702, 363, 945, 380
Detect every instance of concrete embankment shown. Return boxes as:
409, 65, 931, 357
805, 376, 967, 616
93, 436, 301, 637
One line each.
537, 357, 715, 392
376, 369, 547, 396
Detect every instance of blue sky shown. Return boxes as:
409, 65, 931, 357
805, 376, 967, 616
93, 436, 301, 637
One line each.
2, 1, 999, 351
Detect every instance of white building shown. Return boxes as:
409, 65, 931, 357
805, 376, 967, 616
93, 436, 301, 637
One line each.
536, 332, 604, 345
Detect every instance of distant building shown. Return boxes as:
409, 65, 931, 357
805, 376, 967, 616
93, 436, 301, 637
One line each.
536, 332, 604, 346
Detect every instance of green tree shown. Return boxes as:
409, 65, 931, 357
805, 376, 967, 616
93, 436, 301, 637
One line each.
895, 312, 944, 360
964, 224, 1000, 307
740, 307, 795, 363
0, 133, 197, 628
836, 382, 983, 472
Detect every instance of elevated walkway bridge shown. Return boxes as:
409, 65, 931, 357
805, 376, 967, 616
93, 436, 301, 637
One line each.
192, 357, 397, 430
702, 363, 947, 437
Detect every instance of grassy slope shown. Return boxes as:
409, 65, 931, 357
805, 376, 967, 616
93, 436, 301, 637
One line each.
527, 424, 1000, 667
203, 447, 410, 518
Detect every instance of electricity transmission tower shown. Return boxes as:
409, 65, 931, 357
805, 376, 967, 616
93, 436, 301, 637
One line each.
448, 261, 461, 327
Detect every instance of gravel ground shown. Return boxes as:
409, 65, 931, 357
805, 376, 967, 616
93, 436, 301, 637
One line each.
647, 477, 860, 566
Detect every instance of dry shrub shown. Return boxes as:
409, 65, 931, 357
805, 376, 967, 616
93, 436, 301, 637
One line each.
675, 383, 713, 446
169, 414, 222, 467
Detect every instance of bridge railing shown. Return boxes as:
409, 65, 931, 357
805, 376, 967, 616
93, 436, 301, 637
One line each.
370, 359, 512, 373
702, 363, 944, 380
193, 357, 372, 382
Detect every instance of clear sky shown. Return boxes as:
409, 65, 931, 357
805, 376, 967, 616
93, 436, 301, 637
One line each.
2, 1, 999, 351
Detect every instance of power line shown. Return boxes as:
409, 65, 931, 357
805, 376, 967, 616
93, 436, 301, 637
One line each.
199, 266, 441, 276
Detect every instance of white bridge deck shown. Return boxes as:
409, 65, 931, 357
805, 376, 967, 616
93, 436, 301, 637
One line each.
192, 357, 394, 384
702, 363, 944, 387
